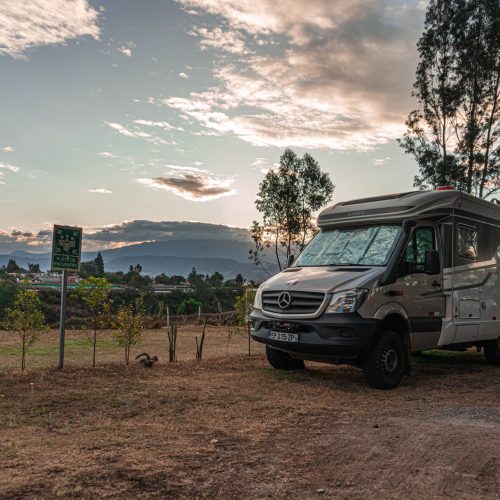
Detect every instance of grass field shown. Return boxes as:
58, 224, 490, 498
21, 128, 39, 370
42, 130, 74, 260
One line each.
0, 331, 499, 498
0, 325, 260, 369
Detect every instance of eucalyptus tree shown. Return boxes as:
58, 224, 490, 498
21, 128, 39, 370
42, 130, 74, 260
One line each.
251, 148, 334, 271
399, 0, 499, 197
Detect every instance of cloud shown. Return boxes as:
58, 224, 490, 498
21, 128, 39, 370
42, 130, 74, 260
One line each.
10, 230, 34, 238
0, 228, 52, 252
166, 0, 424, 151
117, 46, 132, 57
0, 162, 20, 173
132, 119, 183, 131
88, 188, 112, 194
252, 157, 270, 174
179, 72, 189, 79
189, 27, 250, 54
1, 146, 14, 152
177, 0, 370, 43
373, 157, 391, 166
0, 220, 253, 253
137, 167, 236, 201
86, 220, 250, 244
0, 0, 100, 59
96, 151, 117, 159
104, 121, 169, 145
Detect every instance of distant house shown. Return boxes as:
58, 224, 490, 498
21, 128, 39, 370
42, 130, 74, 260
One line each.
150, 283, 193, 294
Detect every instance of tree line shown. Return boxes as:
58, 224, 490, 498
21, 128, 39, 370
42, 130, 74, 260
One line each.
0, 271, 255, 371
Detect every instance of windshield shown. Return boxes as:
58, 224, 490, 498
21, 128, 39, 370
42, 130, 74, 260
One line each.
294, 225, 401, 267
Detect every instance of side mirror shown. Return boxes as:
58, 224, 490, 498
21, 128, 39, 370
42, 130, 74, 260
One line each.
286, 254, 295, 268
425, 250, 440, 275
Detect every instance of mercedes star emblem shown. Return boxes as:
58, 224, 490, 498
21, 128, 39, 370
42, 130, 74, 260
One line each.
278, 291, 292, 309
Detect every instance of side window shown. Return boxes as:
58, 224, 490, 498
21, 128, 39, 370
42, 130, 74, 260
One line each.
457, 225, 478, 260
405, 227, 435, 272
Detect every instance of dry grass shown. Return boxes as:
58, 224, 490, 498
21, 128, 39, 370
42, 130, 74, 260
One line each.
0, 325, 259, 369
0, 337, 498, 498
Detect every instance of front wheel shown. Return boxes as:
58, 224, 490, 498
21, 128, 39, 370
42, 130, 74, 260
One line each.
484, 337, 500, 365
266, 345, 305, 370
363, 331, 406, 389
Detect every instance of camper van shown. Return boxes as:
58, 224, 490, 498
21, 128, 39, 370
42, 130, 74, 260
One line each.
250, 188, 500, 389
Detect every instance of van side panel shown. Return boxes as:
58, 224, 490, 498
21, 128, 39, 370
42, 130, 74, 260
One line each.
438, 215, 500, 346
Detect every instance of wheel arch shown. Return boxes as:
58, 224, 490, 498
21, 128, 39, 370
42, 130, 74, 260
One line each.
374, 309, 412, 375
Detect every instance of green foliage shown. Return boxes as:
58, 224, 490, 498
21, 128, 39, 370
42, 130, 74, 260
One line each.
234, 288, 256, 326
251, 148, 334, 271
94, 252, 105, 275
154, 273, 186, 285
79, 261, 100, 278
0, 273, 18, 319
6, 259, 20, 273
103, 271, 123, 284
28, 263, 40, 273
114, 298, 144, 364
77, 277, 112, 311
399, 0, 500, 197
77, 277, 112, 367
124, 264, 151, 289
177, 297, 201, 315
3, 286, 49, 370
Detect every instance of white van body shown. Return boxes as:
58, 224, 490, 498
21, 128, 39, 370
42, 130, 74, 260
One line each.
251, 189, 500, 389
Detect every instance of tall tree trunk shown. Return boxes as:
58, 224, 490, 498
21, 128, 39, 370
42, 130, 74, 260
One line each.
480, 73, 499, 197
274, 226, 281, 271
466, 100, 477, 194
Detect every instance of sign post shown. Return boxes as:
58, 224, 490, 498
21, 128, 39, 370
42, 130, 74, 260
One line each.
59, 270, 68, 369
51, 225, 82, 369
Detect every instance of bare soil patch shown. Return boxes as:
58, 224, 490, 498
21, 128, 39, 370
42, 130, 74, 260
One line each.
0, 346, 499, 499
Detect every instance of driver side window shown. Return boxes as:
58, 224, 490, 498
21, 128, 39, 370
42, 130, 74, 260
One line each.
404, 227, 435, 273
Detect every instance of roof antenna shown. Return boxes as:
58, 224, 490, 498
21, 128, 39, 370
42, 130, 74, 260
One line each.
491, 198, 500, 205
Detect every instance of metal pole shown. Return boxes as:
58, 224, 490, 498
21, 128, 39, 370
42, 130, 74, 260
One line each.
166, 306, 170, 328
58, 270, 67, 369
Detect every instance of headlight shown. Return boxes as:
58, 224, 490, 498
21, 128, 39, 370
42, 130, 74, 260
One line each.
326, 289, 367, 314
253, 286, 263, 309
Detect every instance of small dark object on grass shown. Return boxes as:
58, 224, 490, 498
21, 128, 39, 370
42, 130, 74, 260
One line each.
135, 353, 158, 367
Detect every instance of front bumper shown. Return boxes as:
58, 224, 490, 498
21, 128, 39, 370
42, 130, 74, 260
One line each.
250, 308, 378, 359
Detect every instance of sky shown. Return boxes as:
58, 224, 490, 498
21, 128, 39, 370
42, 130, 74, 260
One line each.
0, 0, 427, 252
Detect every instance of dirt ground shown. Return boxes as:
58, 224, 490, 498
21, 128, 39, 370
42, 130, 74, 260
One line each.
0, 336, 499, 499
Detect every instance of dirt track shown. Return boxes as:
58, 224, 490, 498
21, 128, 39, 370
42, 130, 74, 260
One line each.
0, 352, 499, 499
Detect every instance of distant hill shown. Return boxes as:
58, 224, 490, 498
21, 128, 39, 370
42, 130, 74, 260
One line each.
0, 222, 277, 280
105, 255, 269, 280
100, 239, 254, 262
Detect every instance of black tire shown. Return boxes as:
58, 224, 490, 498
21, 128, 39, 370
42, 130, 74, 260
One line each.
363, 331, 406, 389
484, 337, 500, 365
266, 345, 305, 370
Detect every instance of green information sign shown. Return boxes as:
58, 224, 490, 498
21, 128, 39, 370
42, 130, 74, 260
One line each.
51, 225, 82, 272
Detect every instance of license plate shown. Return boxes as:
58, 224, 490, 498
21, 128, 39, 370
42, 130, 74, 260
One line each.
268, 331, 299, 343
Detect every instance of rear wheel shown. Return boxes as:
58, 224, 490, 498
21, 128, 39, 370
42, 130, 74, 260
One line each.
484, 337, 500, 365
266, 345, 305, 370
363, 331, 405, 389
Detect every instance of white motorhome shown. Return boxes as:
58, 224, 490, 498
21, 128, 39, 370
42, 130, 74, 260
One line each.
250, 188, 500, 389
